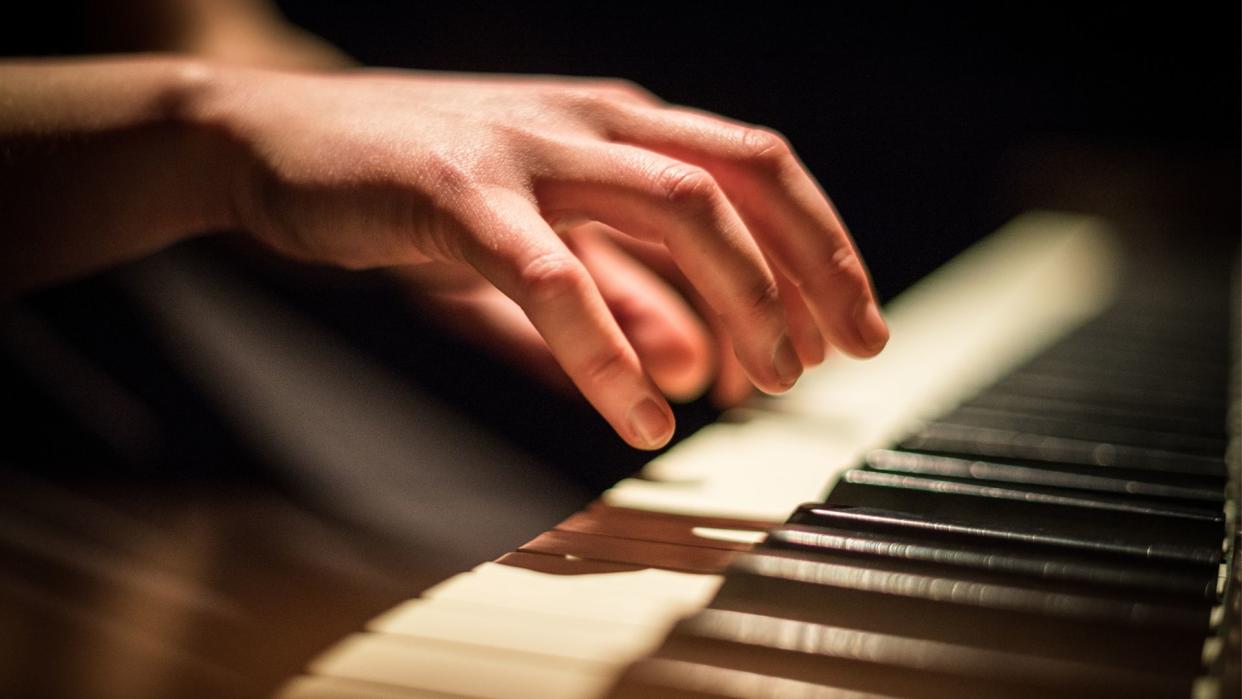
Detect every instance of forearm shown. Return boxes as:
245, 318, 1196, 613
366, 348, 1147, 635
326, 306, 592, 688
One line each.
0, 55, 242, 294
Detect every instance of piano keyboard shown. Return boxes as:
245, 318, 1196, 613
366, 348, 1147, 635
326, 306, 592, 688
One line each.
275, 212, 1239, 699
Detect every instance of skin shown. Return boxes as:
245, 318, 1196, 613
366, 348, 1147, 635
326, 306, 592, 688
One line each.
0, 55, 888, 450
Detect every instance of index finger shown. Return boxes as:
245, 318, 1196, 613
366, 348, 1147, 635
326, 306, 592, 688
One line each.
600, 105, 889, 358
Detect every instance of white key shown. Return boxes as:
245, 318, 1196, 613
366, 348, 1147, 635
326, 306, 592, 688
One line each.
309, 633, 614, 699
370, 599, 668, 664
277, 675, 467, 699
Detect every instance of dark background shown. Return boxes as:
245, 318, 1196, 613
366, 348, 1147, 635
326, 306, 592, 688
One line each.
0, 4, 1238, 698
285, 2, 1240, 297
6, 2, 1239, 295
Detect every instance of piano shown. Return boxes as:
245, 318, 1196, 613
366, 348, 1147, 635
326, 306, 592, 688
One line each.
273, 211, 1240, 699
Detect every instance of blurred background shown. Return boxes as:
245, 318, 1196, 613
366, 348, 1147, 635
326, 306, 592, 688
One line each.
0, 2, 1238, 697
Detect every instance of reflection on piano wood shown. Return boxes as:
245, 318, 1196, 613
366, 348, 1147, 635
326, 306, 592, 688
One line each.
276, 212, 1240, 699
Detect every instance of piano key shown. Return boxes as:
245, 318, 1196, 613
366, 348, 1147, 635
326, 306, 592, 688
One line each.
710, 555, 1206, 674
494, 552, 647, 575
840, 468, 1224, 522
822, 479, 1225, 557
937, 404, 1228, 454
518, 530, 738, 574
899, 421, 1226, 475
308, 633, 614, 699
660, 608, 1192, 697
419, 564, 720, 626
368, 598, 668, 664
644, 629, 1186, 699
1016, 343, 1227, 379
309, 567, 729, 698
279, 675, 472, 699
603, 416, 855, 521
792, 503, 1222, 566
626, 646, 1040, 699
726, 549, 1210, 632
863, 449, 1226, 503
764, 523, 1219, 601
887, 448, 1227, 493
1032, 342, 1227, 376
964, 391, 1225, 437
609, 657, 902, 699
1055, 314, 1228, 356
554, 505, 769, 551
985, 373, 1223, 418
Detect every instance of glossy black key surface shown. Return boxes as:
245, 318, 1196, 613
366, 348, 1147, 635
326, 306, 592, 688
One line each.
708, 555, 1206, 675
863, 449, 1226, 503
934, 405, 1228, 455
812, 481, 1225, 566
1028, 347, 1227, 382
841, 468, 1223, 522
656, 608, 1193, 698
765, 523, 1220, 601
898, 422, 1226, 476
963, 391, 1225, 438
728, 548, 1209, 631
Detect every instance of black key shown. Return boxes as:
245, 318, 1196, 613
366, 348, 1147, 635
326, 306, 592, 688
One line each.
623, 642, 1104, 699
937, 405, 1228, 455
661, 608, 1192, 698
964, 392, 1225, 438
731, 548, 1209, 631
988, 372, 1222, 417
765, 522, 1219, 601
1012, 361, 1228, 404
899, 422, 1226, 476
864, 449, 1226, 503
709, 553, 1206, 675
793, 500, 1222, 566
1033, 345, 1226, 382
841, 468, 1224, 523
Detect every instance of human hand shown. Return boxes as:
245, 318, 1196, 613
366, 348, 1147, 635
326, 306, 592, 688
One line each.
395, 223, 717, 401
191, 67, 889, 448
398, 222, 769, 409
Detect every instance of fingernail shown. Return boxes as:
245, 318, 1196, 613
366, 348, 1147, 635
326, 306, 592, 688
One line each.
772, 334, 802, 388
628, 398, 672, 449
855, 298, 889, 353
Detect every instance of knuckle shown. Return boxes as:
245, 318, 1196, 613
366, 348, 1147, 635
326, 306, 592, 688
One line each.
807, 245, 869, 290
556, 87, 616, 117
739, 127, 793, 170
745, 277, 783, 317
518, 251, 590, 305
581, 345, 632, 385
596, 78, 659, 103
655, 162, 720, 210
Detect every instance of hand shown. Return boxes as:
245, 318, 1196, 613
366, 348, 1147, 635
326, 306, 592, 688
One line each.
395, 223, 716, 402
192, 67, 889, 448
400, 223, 772, 409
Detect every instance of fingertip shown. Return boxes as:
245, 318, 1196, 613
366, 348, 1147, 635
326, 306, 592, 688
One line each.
770, 333, 802, 391
854, 298, 890, 356
790, 321, 827, 367
627, 397, 675, 450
